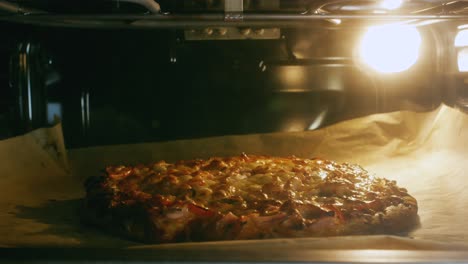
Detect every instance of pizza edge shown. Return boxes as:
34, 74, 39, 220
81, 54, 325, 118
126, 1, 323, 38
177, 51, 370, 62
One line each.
81, 196, 419, 243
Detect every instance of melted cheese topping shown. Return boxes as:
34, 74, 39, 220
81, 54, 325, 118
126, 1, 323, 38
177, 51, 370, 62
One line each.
89, 154, 418, 242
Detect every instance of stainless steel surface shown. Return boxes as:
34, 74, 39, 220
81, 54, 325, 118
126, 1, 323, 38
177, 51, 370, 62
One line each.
114, 0, 161, 13
225, 0, 243, 22
0, 0, 44, 14
9, 43, 43, 130
184, 27, 280, 40
1, 7, 447, 146
0, 0, 18, 13
3, 13, 468, 30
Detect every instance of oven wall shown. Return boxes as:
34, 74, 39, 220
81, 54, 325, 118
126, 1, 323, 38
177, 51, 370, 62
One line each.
0, 21, 451, 148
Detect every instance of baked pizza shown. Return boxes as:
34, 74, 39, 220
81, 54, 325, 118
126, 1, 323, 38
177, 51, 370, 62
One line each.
82, 154, 419, 243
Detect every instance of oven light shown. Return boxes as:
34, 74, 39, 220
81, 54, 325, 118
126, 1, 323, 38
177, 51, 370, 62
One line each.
381, 0, 403, 10
458, 48, 468, 72
358, 25, 421, 73
328, 19, 341, 25
455, 29, 468, 47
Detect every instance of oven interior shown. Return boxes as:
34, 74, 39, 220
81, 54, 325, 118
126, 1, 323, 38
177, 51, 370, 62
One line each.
2, 1, 468, 263
1, 0, 468, 148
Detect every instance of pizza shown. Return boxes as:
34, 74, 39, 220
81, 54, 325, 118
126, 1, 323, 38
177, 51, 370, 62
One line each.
82, 154, 419, 243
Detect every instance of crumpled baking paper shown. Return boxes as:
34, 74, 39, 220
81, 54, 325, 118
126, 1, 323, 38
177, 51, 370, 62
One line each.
1, 104, 467, 249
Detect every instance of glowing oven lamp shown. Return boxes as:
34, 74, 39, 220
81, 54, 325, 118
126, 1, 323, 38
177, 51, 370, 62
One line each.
455, 29, 468, 47
454, 29, 468, 72
458, 49, 468, 72
381, 0, 403, 10
358, 25, 421, 73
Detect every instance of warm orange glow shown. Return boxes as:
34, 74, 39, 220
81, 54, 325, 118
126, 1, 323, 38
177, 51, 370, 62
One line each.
281, 118, 307, 132
281, 66, 306, 87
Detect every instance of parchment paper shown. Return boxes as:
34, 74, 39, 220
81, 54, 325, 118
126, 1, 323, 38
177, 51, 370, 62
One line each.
2, 104, 468, 249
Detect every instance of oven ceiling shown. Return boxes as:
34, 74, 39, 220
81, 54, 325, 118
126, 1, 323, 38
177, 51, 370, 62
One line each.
1, 0, 468, 15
